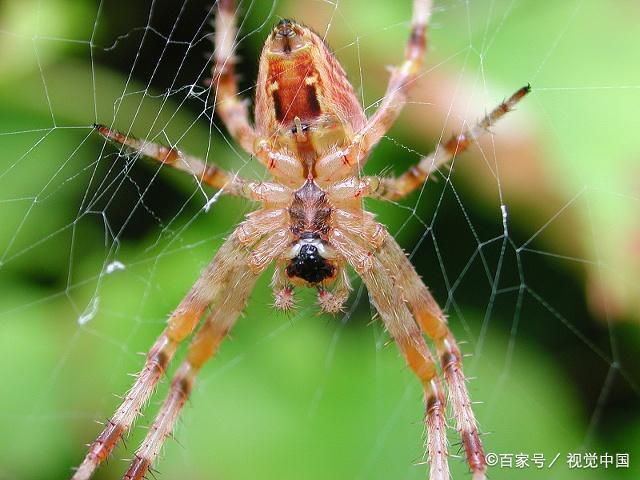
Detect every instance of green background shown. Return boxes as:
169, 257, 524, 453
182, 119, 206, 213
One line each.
0, 1, 639, 479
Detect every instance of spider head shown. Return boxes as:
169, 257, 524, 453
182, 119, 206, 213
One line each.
270, 19, 307, 54
285, 233, 337, 285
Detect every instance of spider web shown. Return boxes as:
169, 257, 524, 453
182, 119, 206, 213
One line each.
0, 1, 639, 479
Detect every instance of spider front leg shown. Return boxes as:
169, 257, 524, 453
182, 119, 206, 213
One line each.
121, 227, 290, 480
124, 269, 257, 479
72, 234, 254, 480
96, 124, 249, 197
367, 85, 531, 201
330, 216, 488, 479
375, 231, 488, 478
211, 0, 257, 154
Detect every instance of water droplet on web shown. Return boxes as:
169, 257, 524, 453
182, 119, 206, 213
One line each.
78, 296, 100, 325
105, 261, 126, 274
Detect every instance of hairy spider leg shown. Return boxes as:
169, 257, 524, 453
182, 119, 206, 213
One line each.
328, 226, 450, 480
122, 226, 290, 479
367, 85, 531, 201
323, 184, 488, 479
72, 235, 254, 480
96, 123, 311, 203
315, 0, 432, 182
375, 234, 487, 479
95, 124, 249, 197
123, 271, 256, 479
211, 0, 257, 154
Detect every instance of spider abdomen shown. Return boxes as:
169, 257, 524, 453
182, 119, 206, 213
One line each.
254, 18, 366, 177
285, 180, 337, 284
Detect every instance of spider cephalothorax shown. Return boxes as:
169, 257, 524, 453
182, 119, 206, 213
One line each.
285, 180, 337, 285
75, 1, 529, 479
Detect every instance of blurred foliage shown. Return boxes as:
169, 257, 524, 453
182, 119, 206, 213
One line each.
0, 1, 639, 480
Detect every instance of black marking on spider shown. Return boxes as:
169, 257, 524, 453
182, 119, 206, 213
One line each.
286, 241, 335, 284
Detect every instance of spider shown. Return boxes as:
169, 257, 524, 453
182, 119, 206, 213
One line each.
73, 1, 529, 479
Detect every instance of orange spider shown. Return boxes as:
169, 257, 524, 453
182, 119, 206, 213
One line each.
73, 1, 529, 479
